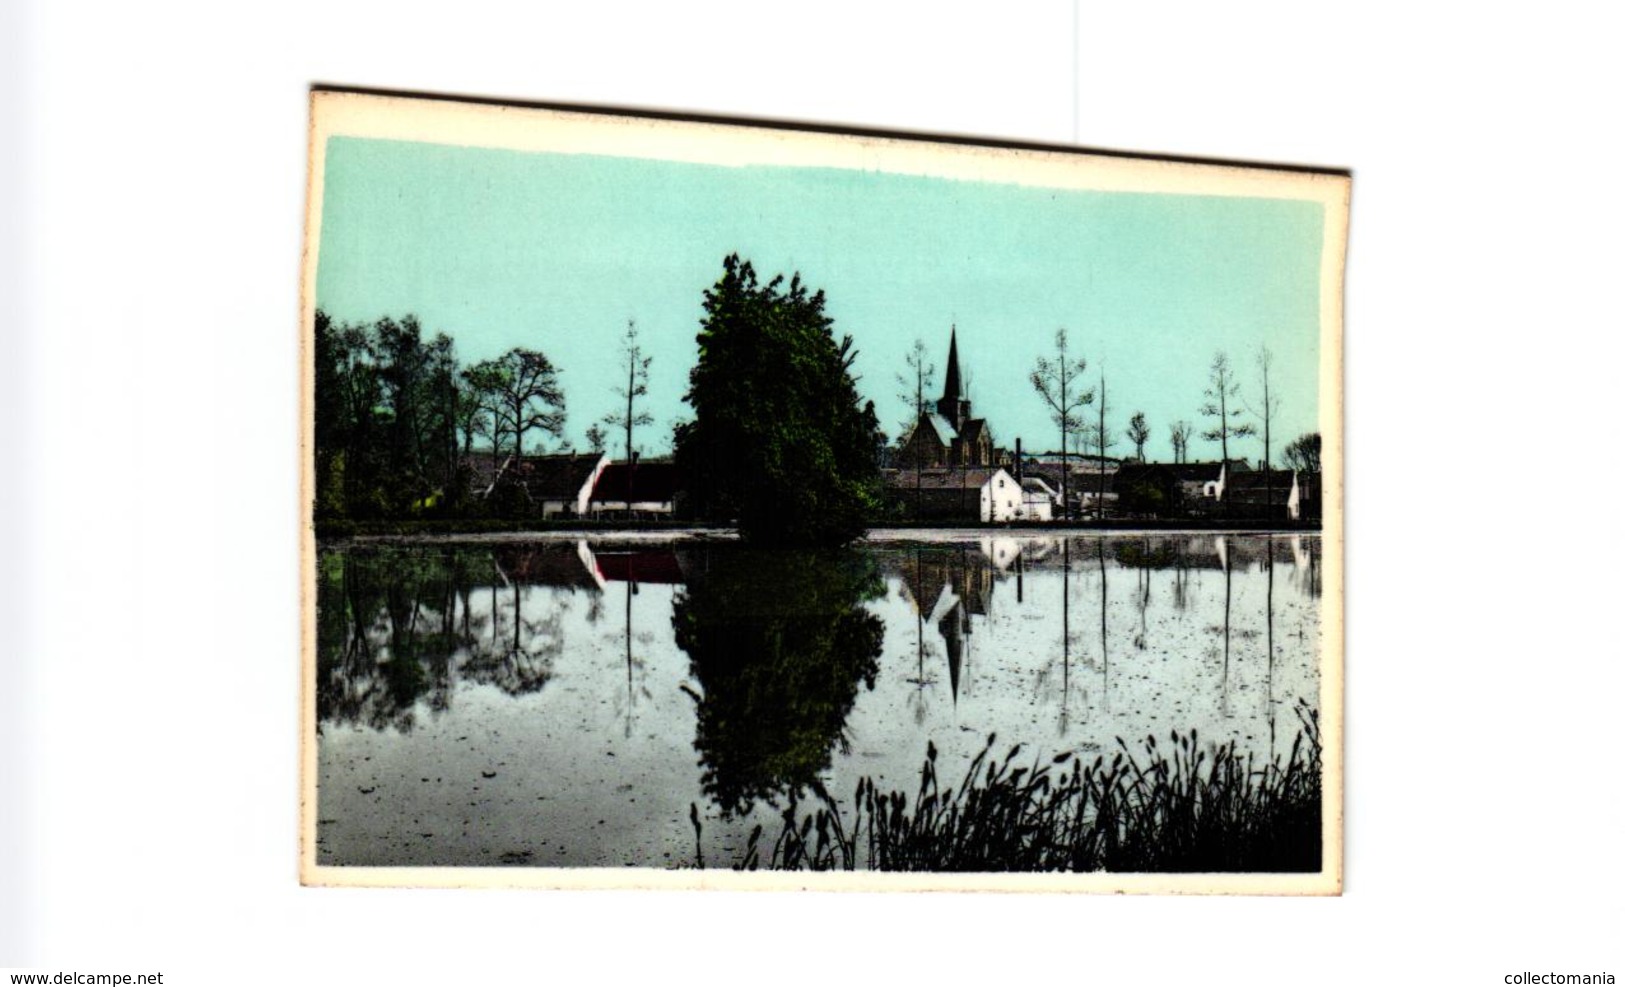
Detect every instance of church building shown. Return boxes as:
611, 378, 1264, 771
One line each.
896, 327, 997, 468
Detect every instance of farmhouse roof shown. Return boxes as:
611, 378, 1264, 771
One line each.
591, 461, 681, 503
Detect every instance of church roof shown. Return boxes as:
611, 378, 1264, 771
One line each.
924, 412, 958, 443
958, 418, 991, 445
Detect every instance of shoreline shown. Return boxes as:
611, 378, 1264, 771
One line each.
317, 519, 1323, 545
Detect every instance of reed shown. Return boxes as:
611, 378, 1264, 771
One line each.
741, 701, 1322, 873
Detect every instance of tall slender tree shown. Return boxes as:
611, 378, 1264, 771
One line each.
1088, 368, 1117, 519
895, 337, 936, 515
601, 319, 654, 463
1030, 328, 1093, 520
1201, 350, 1256, 468
1249, 343, 1284, 511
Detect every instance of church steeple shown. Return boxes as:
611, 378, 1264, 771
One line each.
936, 324, 964, 426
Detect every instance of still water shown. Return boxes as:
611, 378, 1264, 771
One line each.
315, 533, 1321, 867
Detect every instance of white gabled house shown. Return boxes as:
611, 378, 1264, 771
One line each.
887, 467, 1022, 522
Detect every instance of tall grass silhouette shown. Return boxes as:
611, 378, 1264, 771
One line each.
721, 700, 1321, 873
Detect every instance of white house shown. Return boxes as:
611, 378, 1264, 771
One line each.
1018, 476, 1056, 521
887, 467, 1022, 522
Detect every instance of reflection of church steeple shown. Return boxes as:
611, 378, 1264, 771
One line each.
891, 546, 1004, 705
938, 604, 963, 703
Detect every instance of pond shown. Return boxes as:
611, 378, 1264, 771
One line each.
314, 532, 1322, 870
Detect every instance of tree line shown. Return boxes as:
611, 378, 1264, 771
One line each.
313, 310, 574, 519
1023, 331, 1321, 516
315, 255, 1320, 540
314, 254, 882, 543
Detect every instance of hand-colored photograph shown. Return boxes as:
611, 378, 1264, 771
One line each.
300, 90, 1347, 892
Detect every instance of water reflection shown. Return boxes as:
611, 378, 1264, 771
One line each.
671, 546, 885, 817
316, 533, 1322, 867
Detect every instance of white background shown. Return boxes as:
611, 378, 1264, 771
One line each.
4, 1, 1621, 982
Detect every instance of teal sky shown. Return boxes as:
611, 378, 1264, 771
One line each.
315, 136, 1324, 462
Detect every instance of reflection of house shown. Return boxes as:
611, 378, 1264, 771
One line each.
978, 537, 1022, 571
589, 461, 680, 517
887, 467, 1022, 521
472, 452, 609, 518
895, 327, 1001, 468
492, 541, 605, 590
590, 549, 684, 585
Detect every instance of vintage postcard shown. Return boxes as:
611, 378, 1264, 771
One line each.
300, 89, 1347, 892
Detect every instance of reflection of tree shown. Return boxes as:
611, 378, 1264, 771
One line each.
1097, 537, 1110, 710
1289, 535, 1322, 599
1132, 537, 1151, 650
902, 550, 938, 725
614, 581, 654, 739
1265, 535, 1277, 758
1219, 536, 1233, 717
672, 546, 884, 818
316, 545, 482, 732
316, 544, 591, 731
1031, 538, 1084, 736
461, 580, 560, 697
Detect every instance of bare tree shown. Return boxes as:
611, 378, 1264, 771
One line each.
1200, 351, 1255, 467
1030, 328, 1094, 520
1249, 343, 1285, 509
1283, 432, 1321, 472
895, 337, 936, 514
601, 319, 653, 462
1169, 420, 1193, 464
1126, 411, 1151, 462
584, 422, 607, 452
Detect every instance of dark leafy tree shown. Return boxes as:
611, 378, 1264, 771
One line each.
453, 368, 495, 458
601, 319, 654, 461
1030, 328, 1094, 520
477, 347, 566, 463
1284, 432, 1322, 473
1201, 351, 1256, 466
675, 253, 882, 546
313, 310, 466, 517
1126, 411, 1151, 462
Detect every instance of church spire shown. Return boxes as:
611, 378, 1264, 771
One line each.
937, 324, 962, 423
